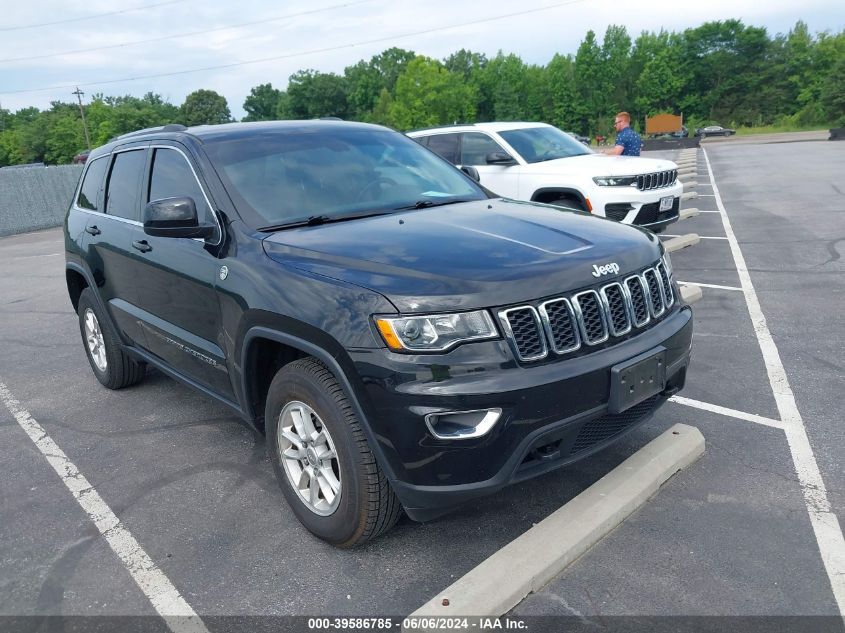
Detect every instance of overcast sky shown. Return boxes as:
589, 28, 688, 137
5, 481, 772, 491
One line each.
1, 0, 843, 119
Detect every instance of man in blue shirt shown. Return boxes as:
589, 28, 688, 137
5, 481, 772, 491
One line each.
605, 111, 641, 156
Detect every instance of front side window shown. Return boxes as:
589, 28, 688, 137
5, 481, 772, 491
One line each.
105, 150, 146, 220
460, 133, 506, 166
498, 126, 592, 164
204, 127, 486, 229
148, 148, 212, 223
76, 156, 108, 211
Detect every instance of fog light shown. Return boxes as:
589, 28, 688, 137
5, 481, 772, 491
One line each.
425, 408, 502, 440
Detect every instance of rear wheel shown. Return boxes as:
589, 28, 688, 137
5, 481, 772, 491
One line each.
77, 288, 145, 389
266, 358, 402, 547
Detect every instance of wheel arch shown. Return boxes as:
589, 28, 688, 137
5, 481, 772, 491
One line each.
66, 266, 89, 313
239, 327, 396, 481
240, 325, 393, 460
530, 187, 590, 210
66, 262, 108, 316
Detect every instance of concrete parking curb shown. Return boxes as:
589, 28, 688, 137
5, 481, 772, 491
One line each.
679, 284, 703, 304
664, 233, 700, 253
681, 191, 698, 201
679, 208, 700, 221
405, 423, 705, 630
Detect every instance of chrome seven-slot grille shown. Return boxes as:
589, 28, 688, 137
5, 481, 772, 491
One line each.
498, 260, 674, 362
636, 170, 677, 191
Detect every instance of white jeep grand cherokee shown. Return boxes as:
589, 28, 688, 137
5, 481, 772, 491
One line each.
408, 122, 683, 232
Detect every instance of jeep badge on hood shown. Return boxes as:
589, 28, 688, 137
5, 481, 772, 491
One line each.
592, 262, 620, 277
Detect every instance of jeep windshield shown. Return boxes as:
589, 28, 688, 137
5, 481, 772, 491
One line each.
203, 126, 487, 230
498, 126, 592, 164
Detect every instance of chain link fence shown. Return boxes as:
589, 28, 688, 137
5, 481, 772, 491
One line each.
0, 165, 83, 238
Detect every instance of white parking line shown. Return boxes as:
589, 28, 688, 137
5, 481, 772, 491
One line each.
662, 234, 728, 240
677, 281, 743, 292
0, 382, 209, 633
10, 253, 63, 259
668, 395, 785, 429
703, 149, 845, 615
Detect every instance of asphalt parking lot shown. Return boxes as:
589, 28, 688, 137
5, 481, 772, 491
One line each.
1, 135, 843, 631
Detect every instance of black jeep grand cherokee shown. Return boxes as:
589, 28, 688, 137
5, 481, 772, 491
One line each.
65, 120, 692, 547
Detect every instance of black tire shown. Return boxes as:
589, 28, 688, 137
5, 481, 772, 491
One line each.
723, 131, 730, 137
551, 196, 586, 213
77, 287, 146, 389
266, 358, 402, 547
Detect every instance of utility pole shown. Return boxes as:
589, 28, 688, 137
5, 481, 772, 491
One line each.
72, 87, 92, 151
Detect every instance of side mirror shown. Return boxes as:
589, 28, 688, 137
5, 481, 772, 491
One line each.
486, 151, 516, 165
143, 197, 216, 239
460, 165, 481, 182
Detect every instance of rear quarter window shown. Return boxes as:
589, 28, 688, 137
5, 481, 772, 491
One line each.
76, 157, 109, 211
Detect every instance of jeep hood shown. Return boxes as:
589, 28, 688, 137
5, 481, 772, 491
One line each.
523, 153, 676, 177
262, 198, 662, 313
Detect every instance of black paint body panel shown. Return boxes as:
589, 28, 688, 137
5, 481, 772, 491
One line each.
64, 121, 693, 519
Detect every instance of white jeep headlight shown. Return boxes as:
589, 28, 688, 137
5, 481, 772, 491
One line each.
375, 311, 497, 352
593, 176, 637, 187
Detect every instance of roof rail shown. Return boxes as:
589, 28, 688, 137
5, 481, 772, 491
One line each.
111, 124, 188, 142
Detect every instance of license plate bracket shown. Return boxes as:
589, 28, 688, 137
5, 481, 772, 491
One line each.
609, 347, 667, 414
659, 196, 674, 211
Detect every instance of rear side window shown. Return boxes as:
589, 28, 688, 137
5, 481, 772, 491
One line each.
76, 157, 108, 211
461, 133, 505, 165
105, 150, 146, 221
148, 148, 212, 223
425, 133, 460, 164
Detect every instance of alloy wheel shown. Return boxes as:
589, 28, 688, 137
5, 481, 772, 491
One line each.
277, 401, 342, 516
84, 308, 107, 372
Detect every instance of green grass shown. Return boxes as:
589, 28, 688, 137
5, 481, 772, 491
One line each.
734, 124, 830, 136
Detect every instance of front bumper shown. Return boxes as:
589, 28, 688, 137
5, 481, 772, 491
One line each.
592, 181, 683, 228
350, 304, 693, 520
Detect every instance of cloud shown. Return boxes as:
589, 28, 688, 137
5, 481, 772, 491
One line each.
1, 0, 842, 118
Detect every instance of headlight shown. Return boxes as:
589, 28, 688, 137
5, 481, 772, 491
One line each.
375, 310, 498, 352
592, 176, 637, 187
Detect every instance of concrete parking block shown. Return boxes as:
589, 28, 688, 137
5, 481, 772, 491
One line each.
681, 191, 698, 201
664, 233, 700, 253
679, 284, 703, 304
679, 208, 700, 221
405, 424, 705, 629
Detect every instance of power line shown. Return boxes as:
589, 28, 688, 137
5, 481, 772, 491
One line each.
0, 0, 184, 32
0, 0, 588, 97
0, 0, 376, 64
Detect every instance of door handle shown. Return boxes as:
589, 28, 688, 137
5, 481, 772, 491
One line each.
132, 240, 152, 253
85, 225, 101, 236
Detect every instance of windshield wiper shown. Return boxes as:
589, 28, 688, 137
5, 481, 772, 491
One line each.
258, 211, 391, 232
394, 198, 473, 211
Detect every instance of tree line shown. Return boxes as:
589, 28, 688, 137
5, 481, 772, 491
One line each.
1, 19, 843, 166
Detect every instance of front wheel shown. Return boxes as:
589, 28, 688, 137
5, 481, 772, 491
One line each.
266, 358, 402, 547
551, 196, 586, 213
